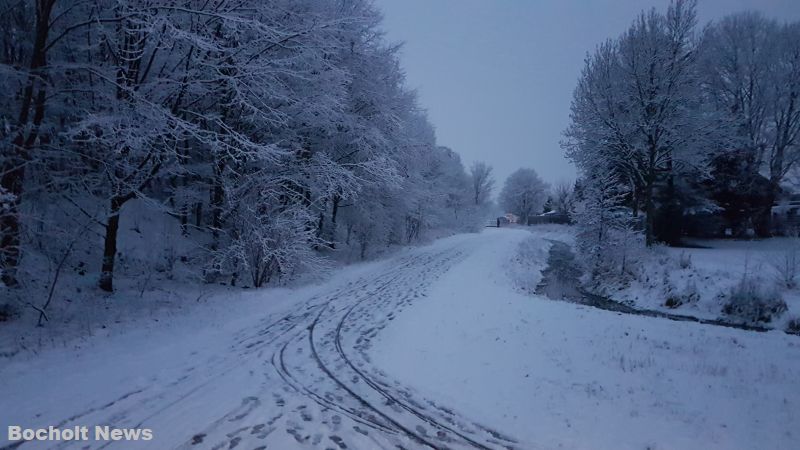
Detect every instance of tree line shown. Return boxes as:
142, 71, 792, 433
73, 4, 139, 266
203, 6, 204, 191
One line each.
564, 0, 800, 251
0, 0, 490, 293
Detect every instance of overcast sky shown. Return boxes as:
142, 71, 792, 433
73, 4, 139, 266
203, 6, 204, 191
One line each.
373, 0, 800, 189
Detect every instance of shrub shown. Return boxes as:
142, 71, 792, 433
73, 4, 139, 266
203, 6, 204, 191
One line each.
787, 317, 800, 334
210, 202, 329, 288
677, 251, 692, 269
722, 278, 787, 324
0, 302, 19, 322
664, 295, 680, 308
771, 243, 800, 289
665, 281, 699, 308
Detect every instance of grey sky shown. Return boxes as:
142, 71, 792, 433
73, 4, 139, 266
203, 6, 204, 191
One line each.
373, 0, 800, 189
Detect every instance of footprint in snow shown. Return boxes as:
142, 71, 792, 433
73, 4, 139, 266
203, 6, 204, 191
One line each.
329, 434, 348, 449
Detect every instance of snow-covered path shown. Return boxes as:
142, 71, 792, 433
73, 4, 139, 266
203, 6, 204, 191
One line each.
2, 230, 531, 450
3, 227, 800, 450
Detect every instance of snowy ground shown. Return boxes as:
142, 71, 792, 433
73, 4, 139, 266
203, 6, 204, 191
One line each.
2, 228, 800, 449
371, 229, 800, 450
607, 237, 800, 328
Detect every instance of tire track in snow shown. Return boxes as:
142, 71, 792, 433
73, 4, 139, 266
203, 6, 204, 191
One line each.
5, 237, 523, 450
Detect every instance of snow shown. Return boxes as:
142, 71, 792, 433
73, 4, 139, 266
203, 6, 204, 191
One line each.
1, 232, 512, 449
2, 227, 799, 449
611, 237, 800, 327
0, 249, 417, 449
371, 228, 800, 450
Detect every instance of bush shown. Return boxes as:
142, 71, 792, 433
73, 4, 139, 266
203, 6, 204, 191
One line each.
677, 251, 692, 269
787, 317, 800, 334
771, 243, 800, 289
664, 281, 699, 308
210, 202, 329, 288
722, 279, 787, 324
0, 302, 19, 322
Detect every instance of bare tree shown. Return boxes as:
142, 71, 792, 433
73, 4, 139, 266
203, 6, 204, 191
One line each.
765, 23, 800, 207
700, 13, 800, 233
552, 180, 575, 217
469, 161, 495, 205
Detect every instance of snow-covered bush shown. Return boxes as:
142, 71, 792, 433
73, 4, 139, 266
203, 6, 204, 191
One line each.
210, 199, 328, 288
771, 242, 800, 289
678, 251, 692, 269
722, 278, 787, 324
664, 279, 700, 308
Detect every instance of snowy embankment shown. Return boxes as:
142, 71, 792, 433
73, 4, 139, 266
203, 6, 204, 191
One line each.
606, 238, 800, 330
371, 227, 800, 450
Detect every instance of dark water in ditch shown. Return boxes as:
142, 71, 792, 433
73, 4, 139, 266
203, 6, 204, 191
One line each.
534, 240, 786, 334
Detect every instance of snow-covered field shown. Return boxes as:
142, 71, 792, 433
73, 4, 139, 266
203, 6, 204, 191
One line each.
2, 228, 799, 449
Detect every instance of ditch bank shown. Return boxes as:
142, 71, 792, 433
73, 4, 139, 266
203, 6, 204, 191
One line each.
535, 240, 798, 336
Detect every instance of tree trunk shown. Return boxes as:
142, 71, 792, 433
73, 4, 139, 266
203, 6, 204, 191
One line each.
329, 194, 340, 249
99, 197, 125, 292
759, 177, 781, 236
661, 171, 682, 246
316, 212, 325, 238
179, 204, 188, 235
644, 144, 657, 246
195, 202, 203, 228
644, 174, 656, 246
210, 161, 225, 251
631, 180, 639, 218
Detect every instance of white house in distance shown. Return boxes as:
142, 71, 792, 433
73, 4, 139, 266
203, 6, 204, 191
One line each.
504, 213, 519, 224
